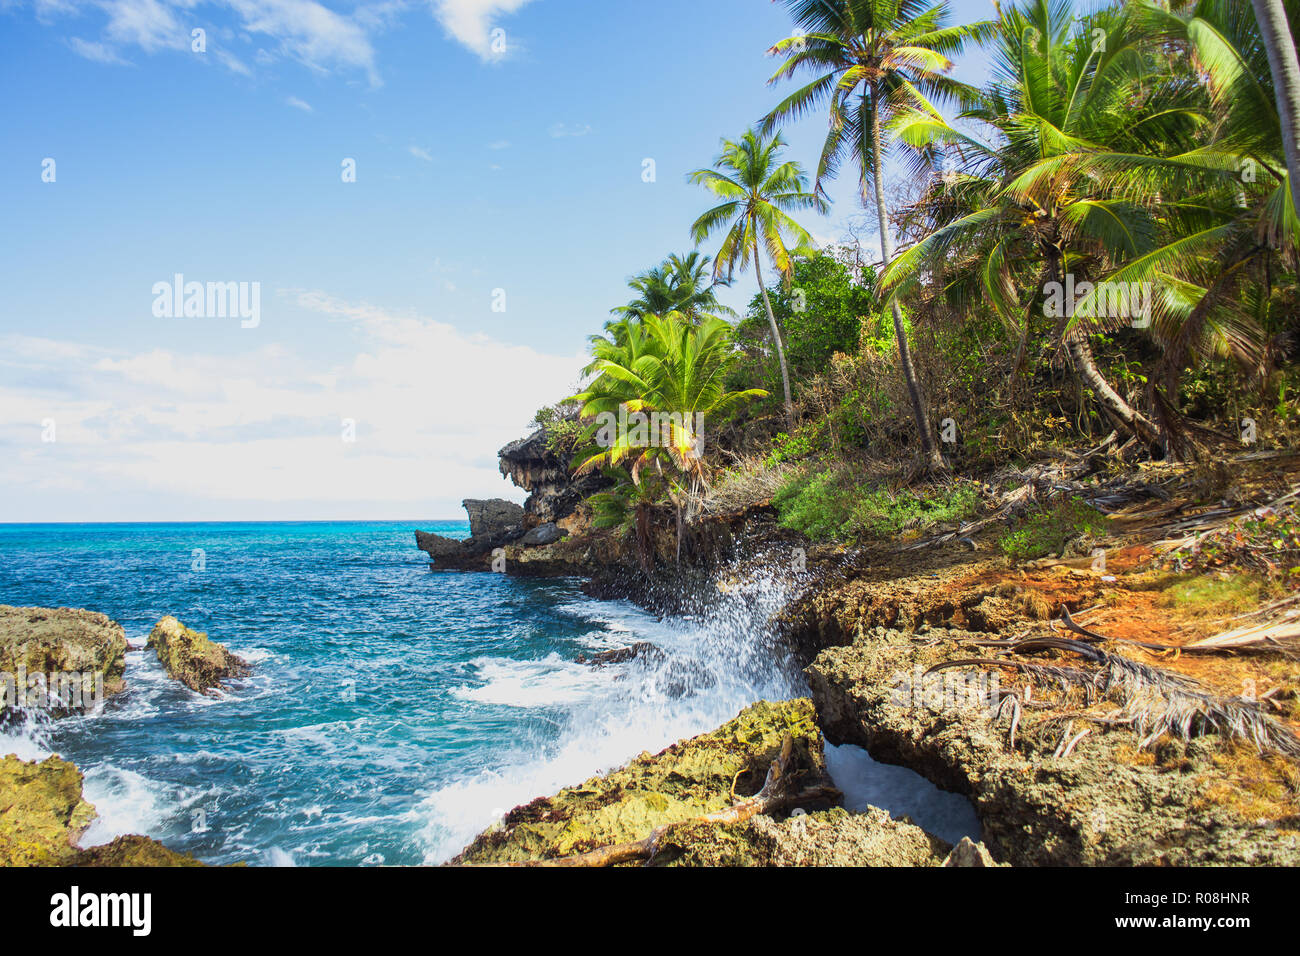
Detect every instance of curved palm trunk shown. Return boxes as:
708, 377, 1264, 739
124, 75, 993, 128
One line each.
1252, 0, 1300, 216
1065, 336, 1163, 449
1046, 252, 1163, 450
753, 251, 796, 429
867, 95, 944, 472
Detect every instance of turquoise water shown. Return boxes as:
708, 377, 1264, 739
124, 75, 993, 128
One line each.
0, 521, 808, 865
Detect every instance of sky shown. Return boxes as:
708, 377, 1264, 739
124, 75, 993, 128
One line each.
0, 0, 995, 522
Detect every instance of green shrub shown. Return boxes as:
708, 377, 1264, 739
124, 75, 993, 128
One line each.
998, 498, 1111, 561
773, 467, 980, 541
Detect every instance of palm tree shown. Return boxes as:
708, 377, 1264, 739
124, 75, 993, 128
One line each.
570, 312, 767, 559
764, 0, 993, 470
883, 0, 1278, 455
609, 252, 731, 330
1250, 0, 1300, 215
689, 128, 826, 429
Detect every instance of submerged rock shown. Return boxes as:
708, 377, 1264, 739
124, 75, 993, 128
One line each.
0, 754, 203, 866
576, 642, 663, 667
452, 698, 837, 865
0, 605, 128, 708
147, 616, 250, 695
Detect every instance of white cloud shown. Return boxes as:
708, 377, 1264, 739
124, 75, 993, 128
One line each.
408, 144, 433, 161
487, 139, 510, 150
0, 299, 584, 520
431, 0, 535, 61
69, 37, 132, 65
549, 122, 590, 138
286, 94, 312, 111
34, 0, 382, 84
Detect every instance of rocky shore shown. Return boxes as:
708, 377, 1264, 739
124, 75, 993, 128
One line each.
425, 432, 1300, 867
0, 606, 251, 866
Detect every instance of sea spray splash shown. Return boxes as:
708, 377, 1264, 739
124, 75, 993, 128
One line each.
417, 551, 810, 863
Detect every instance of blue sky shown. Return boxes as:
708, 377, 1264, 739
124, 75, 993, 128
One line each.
0, 0, 994, 522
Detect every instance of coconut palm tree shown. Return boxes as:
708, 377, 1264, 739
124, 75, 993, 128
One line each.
763, 0, 994, 470
609, 252, 732, 330
689, 128, 826, 429
570, 312, 767, 559
1250, 0, 1300, 215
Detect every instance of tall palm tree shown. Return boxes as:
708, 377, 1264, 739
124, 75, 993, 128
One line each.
1250, 0, 1300, 215
883, 0, 1277, 455
689, 128, 826, 429
764, 0, 993, 470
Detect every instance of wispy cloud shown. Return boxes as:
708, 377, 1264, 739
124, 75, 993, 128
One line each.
33, 0, 383, 85
487, 139, 510, 150
430, 0, 535, 61
549, 122, 590, 138
0, 298, 584, 519
408, 145, 433, 161
68, 37, 132, 65
286, 95, 312, 111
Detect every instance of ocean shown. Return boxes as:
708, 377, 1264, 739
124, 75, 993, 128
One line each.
0, 520, 977, 865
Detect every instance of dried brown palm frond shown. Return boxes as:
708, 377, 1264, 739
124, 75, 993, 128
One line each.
927, 636, 1300, 759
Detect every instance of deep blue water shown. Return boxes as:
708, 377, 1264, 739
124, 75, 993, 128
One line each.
0, 521, 813, 864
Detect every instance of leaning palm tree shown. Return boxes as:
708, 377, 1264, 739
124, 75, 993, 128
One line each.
763, 0, 994, 470
1250, 0, 1300, 215
689, 128, 826, 428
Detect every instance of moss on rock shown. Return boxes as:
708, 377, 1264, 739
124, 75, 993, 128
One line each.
0, 754, 96, 865
0, 754, 204, 867
453, 698, 832, 865
147, 616, 250, 694
0, 605, 128, 705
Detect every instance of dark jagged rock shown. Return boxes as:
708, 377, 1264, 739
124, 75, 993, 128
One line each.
498, 429, 610, 526
463, 498, 524, 537
147, 616, 250, 695
0, 605, 128, 709
416, 498, 527, 570
576, 642, 663, 667
521, 522, 565, 547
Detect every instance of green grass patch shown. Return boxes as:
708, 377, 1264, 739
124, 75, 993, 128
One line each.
998, 498, 1111, 561
773, 467, 979, 541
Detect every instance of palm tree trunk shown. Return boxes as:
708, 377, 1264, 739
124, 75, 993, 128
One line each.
1065, 336, 1163, 448
1252, 0, 1300, 216
867, 92, 944, 471
753, 251, 796, 429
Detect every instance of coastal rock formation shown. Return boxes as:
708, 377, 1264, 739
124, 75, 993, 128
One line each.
0, 754, 97, 865
453, 698, 839, 865
520, 522, 565, 547
463, 498, 524, 537
0, 754, 203, 866
498, 429, 610, 526
0, 605, 128, 706
782, 554, 1300, 867
147, 616, 250, 695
